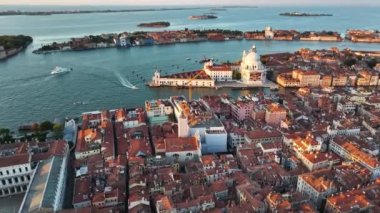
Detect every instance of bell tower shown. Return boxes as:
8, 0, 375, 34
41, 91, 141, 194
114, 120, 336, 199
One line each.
178, 112, 189, 138
153, 70, 161, 86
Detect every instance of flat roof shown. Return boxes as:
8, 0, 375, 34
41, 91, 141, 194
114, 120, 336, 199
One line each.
20, 157, 53, 213
190, 117, 224, 128
20, 156, 64, 212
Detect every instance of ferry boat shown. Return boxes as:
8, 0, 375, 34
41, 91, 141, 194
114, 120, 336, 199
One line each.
51, 66, 72, 75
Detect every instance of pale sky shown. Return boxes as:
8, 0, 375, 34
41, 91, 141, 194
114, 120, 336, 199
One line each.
0, 0, 379, 6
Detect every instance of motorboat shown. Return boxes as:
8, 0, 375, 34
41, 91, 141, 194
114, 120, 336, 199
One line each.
51, 66, 72, 75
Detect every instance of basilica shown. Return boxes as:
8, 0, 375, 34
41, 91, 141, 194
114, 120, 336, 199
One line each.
149, 45, 267, 87
240, 45, 267, 85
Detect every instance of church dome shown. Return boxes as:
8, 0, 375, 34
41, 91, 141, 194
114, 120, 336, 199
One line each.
242, 45, 261, 68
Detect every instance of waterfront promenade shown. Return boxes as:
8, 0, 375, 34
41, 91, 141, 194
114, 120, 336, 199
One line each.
216, 80, 278, 89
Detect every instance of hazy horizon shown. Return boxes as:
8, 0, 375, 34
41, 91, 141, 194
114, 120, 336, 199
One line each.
0, 0, 379, 6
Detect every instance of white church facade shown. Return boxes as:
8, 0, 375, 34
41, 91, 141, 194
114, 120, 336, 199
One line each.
150, 45, 267, 87
239, 45, 267, 85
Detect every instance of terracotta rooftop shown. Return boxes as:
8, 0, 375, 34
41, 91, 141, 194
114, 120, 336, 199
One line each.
301, 151, 341, 164
0, 153, 30, 167
165, 137, 199, 153
205, 64, 231, 72
73, 177, 91, 204
245, 129, 282, 140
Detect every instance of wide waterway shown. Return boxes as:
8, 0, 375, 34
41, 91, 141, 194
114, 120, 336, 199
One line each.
1, 5, 380, 129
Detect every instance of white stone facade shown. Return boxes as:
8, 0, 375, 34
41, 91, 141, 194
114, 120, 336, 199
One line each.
152, 70, 215, 87
0, 163, 32, 197
240, 46, 267, 85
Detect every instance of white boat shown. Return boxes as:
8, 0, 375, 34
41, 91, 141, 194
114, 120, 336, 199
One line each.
51, 66, 72, 75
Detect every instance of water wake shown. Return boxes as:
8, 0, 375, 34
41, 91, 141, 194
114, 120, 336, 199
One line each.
115, 72, 138, 90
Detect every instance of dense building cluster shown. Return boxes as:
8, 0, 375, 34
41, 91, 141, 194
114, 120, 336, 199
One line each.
2, 89, 380, 213
245, 27, 343, 42
346, 29, 380, 43
50, 83, 380, 212
2, 46, 380, 213
263, 48, 380, 88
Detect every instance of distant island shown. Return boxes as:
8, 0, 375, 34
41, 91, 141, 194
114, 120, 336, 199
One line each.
210, 8, 227, 11
137, 22, 170, 28
0, 7, 206, 16
280, 12, 333, 17
189, 15, 218, 20
0, 35, 33, 60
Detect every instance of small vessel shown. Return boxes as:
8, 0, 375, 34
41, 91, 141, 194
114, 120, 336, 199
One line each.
73, 101, 87, 105
186, 58, 191, 61
51, 66, 72, 75
199, 57, 211, 64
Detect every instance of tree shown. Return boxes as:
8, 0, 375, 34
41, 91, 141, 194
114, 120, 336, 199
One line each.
53, 124, 64, 139
366, 58, 378, 69
232, 71, 241, 80
344, 58, 357, 67
0, 128, 13, 144
31, 123, 40, 132
0, 128, 10, 135
40, 121, 54, 132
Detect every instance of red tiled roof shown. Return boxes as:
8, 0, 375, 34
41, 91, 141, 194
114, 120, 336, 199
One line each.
246, 130, 282, 140
0, 153, 30, 167
206, 64, 231, 72
165, 137, 199, 153
73, 177, 91, 204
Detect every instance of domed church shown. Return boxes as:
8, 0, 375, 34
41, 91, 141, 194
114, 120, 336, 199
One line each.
240, 45, 267, 85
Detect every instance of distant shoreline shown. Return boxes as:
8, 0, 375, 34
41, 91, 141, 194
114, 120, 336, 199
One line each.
0, 7, 208, 16
32, 28, 363, 55
0, 35, 33, 61
189, 15, 218, 20
137, 21, 170, 28
0, 6, 254, 16
280, 12, 333, 17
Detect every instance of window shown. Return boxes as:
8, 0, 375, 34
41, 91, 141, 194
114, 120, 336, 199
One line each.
25, 167, 28, 172
13, 169, 16, 174
6, 170, 9, 175
19, 168, 22, 173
